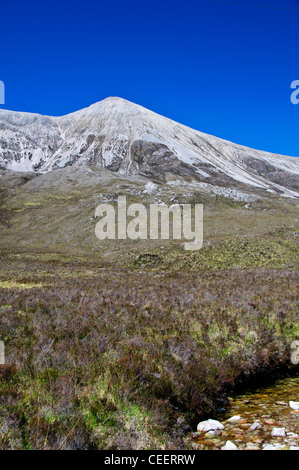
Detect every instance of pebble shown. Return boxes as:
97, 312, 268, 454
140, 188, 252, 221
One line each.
205, 431, 217, 438
265, 419, 275, 426
290, 401, 299, 411
249, 421, 262, 431
245, 443, 260, 450
228, 415, 241, 422
239, 423, 251, 430
221, 440, 238, 450
238, 418, 247, 424
263, 444, 276, 450
271, 427, 286, 437
197, 419, 224, 432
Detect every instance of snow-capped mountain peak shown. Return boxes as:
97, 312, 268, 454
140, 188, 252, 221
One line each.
0, 97, 298, 197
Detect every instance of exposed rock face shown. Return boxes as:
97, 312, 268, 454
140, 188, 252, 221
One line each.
0, 97, 298, 197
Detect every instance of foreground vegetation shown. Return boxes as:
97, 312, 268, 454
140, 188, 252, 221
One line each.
0, 249, 298, 449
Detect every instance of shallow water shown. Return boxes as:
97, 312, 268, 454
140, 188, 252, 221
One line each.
192, 375, 299, 450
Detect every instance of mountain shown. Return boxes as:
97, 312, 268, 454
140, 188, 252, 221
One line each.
0, 97, 298, 198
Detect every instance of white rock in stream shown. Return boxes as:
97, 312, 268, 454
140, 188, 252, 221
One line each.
249, 420, 262, 431
245, 443, 260, 450
273, 443, 284, 450
197, 419, 224, 432
289, 401, 299, 411
228, 415, 241, 422
221, 440, 238, 450
271, 427, 286, 437
205, 430, 217, 437
263, 444, 276, 450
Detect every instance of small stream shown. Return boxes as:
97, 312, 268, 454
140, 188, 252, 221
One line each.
192, 374, 299, 450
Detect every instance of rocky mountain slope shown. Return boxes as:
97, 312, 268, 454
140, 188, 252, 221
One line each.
0, 97, 298, 198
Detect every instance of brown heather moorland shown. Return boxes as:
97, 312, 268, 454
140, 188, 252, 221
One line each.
0, 167, 298, 449
0, 249, 298, 449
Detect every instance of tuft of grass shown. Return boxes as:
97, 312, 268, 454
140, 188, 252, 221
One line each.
0, 281, 43, 290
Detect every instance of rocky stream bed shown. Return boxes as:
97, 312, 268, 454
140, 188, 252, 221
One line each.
192, 375, 299, 450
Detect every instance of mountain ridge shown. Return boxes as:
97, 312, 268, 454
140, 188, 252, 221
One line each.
0, 97, 298, 198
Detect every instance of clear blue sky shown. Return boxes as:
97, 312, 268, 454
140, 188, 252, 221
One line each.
1, 0, 299, 157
